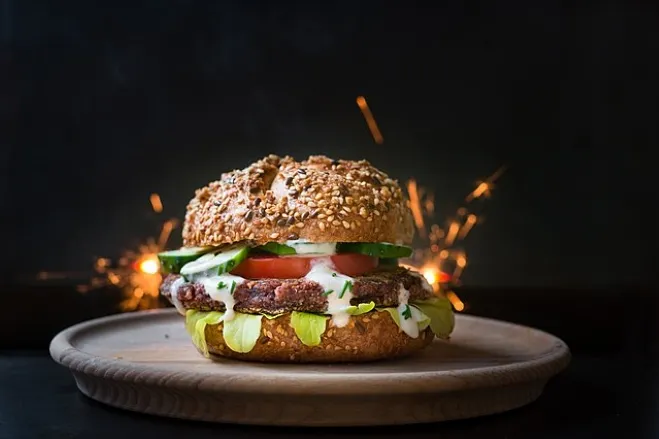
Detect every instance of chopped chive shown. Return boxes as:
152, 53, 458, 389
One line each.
322, 290, 334, 297
338, 281, 353, 299
402, 304, 412, 320
331, 272, 337, 277
230, 280, 237, 295
217, 281, 226, 289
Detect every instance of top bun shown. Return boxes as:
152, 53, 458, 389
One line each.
182, 155, 415, 247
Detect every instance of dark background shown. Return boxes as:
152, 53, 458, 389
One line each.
1, 3, 658, 437
1, 0, 655, 288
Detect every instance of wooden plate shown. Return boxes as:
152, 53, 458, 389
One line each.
49, 309, 570, 426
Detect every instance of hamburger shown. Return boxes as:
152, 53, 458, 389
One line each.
157, 154, 454, 363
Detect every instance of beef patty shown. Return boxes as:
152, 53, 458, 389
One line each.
160, 267, 434, 315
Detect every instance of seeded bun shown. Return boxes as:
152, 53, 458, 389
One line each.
201, 311, 433, 363
182, 155, 415, 247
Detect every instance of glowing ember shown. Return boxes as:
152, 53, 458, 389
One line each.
138, 256, 160, 275
356, 96, 384, 144
150, 193, 163, 213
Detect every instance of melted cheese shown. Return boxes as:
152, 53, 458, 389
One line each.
303, 257, 354, 327
169, 277, 187, 315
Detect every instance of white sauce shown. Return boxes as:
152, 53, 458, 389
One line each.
169, 277, 187, 315
199, 273, 246, 322
396, 283, 419, 338
285, 240, 336, 255
303, 257, 354, 327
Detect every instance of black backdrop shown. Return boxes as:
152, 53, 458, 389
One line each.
1, 0, 655, 288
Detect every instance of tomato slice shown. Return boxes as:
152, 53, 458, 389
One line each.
230, 253, 378, 279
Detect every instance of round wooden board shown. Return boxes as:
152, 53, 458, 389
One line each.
50, 309, 570, 427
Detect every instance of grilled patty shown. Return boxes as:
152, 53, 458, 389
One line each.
160, 267, 434, 315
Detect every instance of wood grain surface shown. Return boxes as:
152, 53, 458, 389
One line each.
49, 309, 570, 426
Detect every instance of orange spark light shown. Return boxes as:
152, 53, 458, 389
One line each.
407, 179, 426, 237
150, 193, 163, 213
458, 214, 478, 239
138, 256, 160, 274
446, 291, 465, 311
356, 96, 384, 144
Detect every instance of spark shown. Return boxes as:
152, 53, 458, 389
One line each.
356, 96, 384, 144
70, 196, 177, 311
445, 221, 460, 246
150, 193, 163, 213
458, 214, 478, 240
446, 291, 465, 312
138, 256, 160, 275
406, 179, 426, 238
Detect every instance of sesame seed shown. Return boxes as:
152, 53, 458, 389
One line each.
298, 168, 306, 174
327, 215, 334, 223
342, 221, 350, 229
319, 222, 326, 230
254, 197, 262, 206
285, 177, 293, 186
213, 201, 222, 206
310, 209, 320, 218
315, 193, 323, 200
280, 342, 286, 347
372, 313, 380, 319
288, 232, 299, 240
350, 222, 356, 230
244, 211, 254, 221
276, 218, 287, 227
334, 346, 342, 350
332, 220, 341, 226
317, 213, 326, 219
295, 222, 304, 228
270, 232, 280, 239
286, 216, 295, 225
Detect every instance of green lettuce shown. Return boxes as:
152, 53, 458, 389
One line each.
375, 297, 453, 337
185, 310, 224, 357
344, 301, 376, 315
260, 312, 284, 320
290, 311, 329, 347
412, 296, 455, 338
222, 313, 263, 353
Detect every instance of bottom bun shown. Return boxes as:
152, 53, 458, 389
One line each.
200, 311, 434, 363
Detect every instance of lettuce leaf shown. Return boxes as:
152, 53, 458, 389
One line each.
222, 313, 263, 353
260, 312, 284, 320
412, 296, 455, 338
290, 311, 329, 347
410, 306, 431, 331
377, 307, 401, 326
376, 299, 449, 337
344, 301, 376, 315
185, 310, 224, 357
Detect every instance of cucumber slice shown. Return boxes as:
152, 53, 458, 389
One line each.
336, 242, 413, 258
158, 246, 214, 274
257, 242, 297, 255
180, 244, 249, 276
